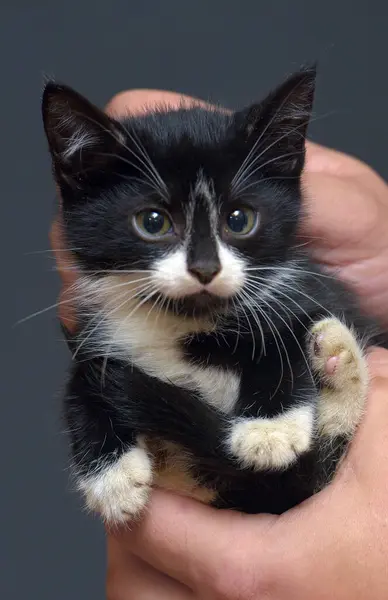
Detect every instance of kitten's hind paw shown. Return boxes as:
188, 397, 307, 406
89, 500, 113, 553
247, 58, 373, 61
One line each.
227, 406, 314, 471
309, 317, 369, 438
79, 447, 152, 526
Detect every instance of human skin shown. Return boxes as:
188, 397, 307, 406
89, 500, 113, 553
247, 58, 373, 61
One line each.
50, 90, 388, 599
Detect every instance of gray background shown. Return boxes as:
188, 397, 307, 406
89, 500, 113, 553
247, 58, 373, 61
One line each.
1, 1, 387, 598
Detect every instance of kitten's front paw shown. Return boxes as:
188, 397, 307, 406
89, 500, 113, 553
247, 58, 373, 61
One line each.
227, 406, 314, 471
309, 317, 369, 438
309, 317, 368, 389
79, 447, 152, 525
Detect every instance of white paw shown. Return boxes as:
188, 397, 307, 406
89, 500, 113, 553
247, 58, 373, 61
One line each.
79, 447, 153, 525
309, 317, 367, 389
227, 406, 314, 471
309, 317, 369, 438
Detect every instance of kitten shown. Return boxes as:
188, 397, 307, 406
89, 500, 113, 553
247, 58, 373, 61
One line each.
42, 67, 386, 522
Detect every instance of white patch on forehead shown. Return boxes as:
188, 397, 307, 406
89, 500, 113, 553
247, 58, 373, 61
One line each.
194, 169, 214, 201
193, 169, 219, 236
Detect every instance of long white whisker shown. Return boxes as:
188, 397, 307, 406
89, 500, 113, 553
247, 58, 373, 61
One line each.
237, 289, 266, 358
71, 109, 168, 200
232, 110, 335, 195
245, 265, 337, 282
25, 248, 83, 255
124, 125, 169, 197
100, 287, 159, 386
72, 281, 154, 360
245, 281, 314, 386
246, 276, 313, 329
230, 297, 241, 355
94, 151, 166, 197
251, 274, 331, 316
234, 151, 303, 196
239, 288, 286, 397
234, 293, 256, 360
231, 75, 312, 188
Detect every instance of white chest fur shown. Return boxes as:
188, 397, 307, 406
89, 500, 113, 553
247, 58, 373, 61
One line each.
101, 303, 240, 415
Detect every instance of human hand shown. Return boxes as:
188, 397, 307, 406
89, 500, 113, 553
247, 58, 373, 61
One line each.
107, 348, 388, 600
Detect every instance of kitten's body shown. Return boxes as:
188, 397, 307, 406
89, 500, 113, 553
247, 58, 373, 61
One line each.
43, 68, 386, 521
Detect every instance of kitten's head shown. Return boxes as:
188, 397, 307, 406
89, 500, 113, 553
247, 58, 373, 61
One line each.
42, 67, 315, 318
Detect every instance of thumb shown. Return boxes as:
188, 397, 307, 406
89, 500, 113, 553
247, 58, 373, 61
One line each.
343, 347, 388, 485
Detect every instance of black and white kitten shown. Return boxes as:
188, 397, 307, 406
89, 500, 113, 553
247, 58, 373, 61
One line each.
43, 67, 386, 522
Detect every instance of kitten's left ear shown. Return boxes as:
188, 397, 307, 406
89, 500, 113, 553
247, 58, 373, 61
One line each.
42, 82, 125, 187
236, 66, 316, 174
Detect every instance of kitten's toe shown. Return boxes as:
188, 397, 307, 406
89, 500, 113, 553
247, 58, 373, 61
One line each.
227, 406, 314, 471
79, 447, 152, 525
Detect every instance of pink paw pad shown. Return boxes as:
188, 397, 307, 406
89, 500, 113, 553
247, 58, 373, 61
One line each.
313, 332, 339, 376
325, 355, 339, 376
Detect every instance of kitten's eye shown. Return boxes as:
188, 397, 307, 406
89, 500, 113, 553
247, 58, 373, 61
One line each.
134, 210, 173, 239
225, 208, 257, 236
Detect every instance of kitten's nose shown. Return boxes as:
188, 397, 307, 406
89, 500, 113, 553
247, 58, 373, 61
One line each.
189, 264, 221, 285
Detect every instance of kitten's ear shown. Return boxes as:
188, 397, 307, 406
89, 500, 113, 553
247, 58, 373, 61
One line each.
42, 82, 125, 187
236, 66, 316, 174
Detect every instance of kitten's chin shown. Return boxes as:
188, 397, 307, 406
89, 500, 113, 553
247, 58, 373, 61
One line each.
167, 291, 230, 317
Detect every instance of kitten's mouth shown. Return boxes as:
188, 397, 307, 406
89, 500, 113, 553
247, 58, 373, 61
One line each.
168, 290, 229, 316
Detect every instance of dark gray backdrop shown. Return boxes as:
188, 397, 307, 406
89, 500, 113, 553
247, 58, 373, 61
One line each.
1, 1, 387, 598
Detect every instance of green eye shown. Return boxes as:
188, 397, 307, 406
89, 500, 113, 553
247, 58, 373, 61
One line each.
226, 208, 257, 236
134, 210, 173, 238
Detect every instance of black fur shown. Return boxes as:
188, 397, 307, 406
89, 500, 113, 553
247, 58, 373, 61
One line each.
44, 67, 387, 515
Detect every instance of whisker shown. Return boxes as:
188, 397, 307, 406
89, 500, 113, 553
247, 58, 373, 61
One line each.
246, 277, 312, 333
100, 286, 159, 385
231, 110, 336, 195
233, 151, 304, 196
24, 248, 83, 255
71, 109, 168, 200
245, 281, 314, 387
124, 124, 169, 197
234, 292, 256, 360
73, 281, 154, 359
230, 297, 241, 355
239, 288, 286, 397
245, 265, 337, 281
247, 273, 331, 315
231, 74, 311, 188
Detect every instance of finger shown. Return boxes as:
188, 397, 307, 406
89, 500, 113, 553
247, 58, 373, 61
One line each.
49, 219, 78, 332
107, 538, 193, 600
345, 348, 388, 477
105, 88, 214, 118
113, 490, 275, 590
301, 170, 376, 250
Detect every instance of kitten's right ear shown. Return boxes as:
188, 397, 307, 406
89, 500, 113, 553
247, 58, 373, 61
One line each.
42, 82, 125, 187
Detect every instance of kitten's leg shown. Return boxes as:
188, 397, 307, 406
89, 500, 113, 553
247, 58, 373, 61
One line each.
227, 405, 315, 470
309, 317, 369, 439
66, 358, 153, 525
